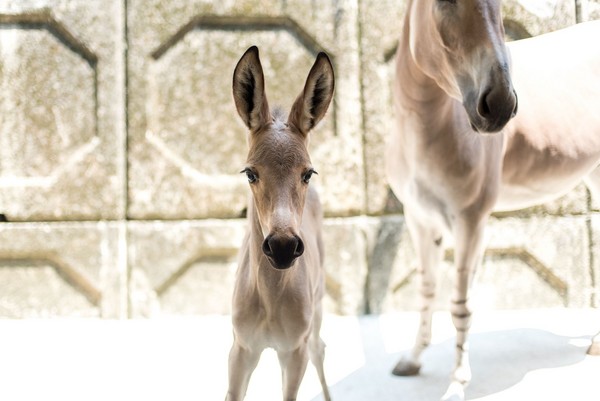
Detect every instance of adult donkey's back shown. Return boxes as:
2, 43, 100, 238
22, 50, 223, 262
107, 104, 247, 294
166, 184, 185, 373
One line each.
386, 1, 600, 400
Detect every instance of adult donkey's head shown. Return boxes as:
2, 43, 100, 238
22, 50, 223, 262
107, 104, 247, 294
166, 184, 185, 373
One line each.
408, 0, 518, 133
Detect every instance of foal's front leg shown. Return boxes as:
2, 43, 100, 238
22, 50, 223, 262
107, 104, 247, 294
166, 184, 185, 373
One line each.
393, 210, 445, 376
278, 344, 310, 401
226, 341, 261, 401
441, 217, 487, 401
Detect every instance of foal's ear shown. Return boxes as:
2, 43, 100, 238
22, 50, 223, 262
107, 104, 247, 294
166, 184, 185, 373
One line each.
232, 46, 270, 130
288, 52, 335, 135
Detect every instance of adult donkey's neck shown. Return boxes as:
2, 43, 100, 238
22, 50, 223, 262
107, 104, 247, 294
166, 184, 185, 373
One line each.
394, 4, 456, 134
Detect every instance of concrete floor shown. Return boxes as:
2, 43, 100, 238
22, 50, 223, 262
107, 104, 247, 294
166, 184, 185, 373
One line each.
0, 308, 598, 401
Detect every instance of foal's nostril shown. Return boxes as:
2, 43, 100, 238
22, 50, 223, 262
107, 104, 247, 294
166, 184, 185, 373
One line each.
477, 90, 492, 119
512, 90, 519, 117
262, 235, 274, 257
294, 236, 304, 257
262, 234, 303, 268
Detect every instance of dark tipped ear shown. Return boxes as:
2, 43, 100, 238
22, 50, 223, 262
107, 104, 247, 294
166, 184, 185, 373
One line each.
288, 52, 335, 135
232, 46, 270, 130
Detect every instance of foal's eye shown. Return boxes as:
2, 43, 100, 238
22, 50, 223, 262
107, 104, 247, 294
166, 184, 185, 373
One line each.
241, 168, 258, 184
302, 169, 318, 184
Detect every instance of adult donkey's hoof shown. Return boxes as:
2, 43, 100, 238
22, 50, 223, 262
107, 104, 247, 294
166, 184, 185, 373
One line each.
588, 339, 600, 356
588, 333, 600, 355
392, 358, 421, 376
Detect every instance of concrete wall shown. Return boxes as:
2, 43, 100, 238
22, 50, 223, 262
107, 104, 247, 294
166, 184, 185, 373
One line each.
0, 0, 598, 318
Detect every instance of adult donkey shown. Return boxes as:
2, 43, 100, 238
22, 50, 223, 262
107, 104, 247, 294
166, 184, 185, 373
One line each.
386, 0, 600, 400
226, 46, 334, 401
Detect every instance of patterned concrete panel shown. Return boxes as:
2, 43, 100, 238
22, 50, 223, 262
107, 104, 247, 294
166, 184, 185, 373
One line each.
580, 0, 600, 21
128, 0, 364, 220
0, 2, 126, 221
588, 215, 600, 307
358, 0, 406, 215
127, 217, 370, 317
503, 0, 576, 36
478, 216, 591, 308
127, 212, 597, 317
0, 222, 126, 318
127, 220, 246, 317
322, 218, 370, 315
0, 1, 598, 319
368, 214, 592, 314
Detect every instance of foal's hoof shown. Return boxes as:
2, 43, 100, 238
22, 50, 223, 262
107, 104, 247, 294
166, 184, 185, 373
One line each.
392, 358, 421, 376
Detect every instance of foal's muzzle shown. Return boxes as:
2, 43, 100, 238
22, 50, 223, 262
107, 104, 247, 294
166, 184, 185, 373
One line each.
262, 234, 304, 270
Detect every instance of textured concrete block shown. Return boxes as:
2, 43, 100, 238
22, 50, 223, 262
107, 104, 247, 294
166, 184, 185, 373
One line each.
588, 215, 600, 307
127, 0, 364, 219
127, 220, 246, 317
0, 222, 126, 318
591, 0, 600, 20
478, 216, 591, 308
579, 0, 600, 21
0, 1, 126, 221
358, 0, 406, 215
503, 0, 576, 37
365, 215, 592, 314
1, 0, 598, 320
128, 217, 370, 317
322, 218, 369, 315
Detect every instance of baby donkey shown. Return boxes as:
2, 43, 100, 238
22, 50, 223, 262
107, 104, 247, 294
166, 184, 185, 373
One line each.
226, 46, 334, 401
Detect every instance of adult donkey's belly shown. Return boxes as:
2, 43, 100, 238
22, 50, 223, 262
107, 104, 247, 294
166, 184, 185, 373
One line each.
496, 21, 600, 212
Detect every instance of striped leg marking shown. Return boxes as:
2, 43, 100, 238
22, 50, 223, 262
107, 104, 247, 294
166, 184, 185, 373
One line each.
393, 213, 444, 377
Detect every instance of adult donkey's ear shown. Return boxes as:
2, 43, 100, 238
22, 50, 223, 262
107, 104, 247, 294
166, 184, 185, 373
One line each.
232, 46, 270, 131
288, 52, 335, 136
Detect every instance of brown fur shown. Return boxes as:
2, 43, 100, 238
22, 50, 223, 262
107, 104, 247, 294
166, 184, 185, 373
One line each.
226, 46, 334, 401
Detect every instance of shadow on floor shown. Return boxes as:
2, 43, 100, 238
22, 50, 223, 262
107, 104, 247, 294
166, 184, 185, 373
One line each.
311, 316, 591, 401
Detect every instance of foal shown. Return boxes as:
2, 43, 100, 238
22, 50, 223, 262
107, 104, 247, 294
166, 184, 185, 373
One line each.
387, 1, 600, 400
226, 46, 334, 401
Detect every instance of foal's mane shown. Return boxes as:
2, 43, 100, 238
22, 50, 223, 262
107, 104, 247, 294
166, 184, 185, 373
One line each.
246, 107, 309, 171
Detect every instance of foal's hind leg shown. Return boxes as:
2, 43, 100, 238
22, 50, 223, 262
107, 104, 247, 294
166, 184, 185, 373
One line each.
393, 209, 445, 376
308, 305, 331, 401
583, 167, 600, 356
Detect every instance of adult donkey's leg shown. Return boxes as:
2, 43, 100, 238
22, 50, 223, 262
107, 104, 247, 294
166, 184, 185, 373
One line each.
442, 216, 487, 401
393, 209, 445, 376
583, 168, 600, 356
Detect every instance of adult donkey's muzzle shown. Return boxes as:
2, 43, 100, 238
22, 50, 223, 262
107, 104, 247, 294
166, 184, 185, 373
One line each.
262, 234, 304, 269
475, 86, 518, 133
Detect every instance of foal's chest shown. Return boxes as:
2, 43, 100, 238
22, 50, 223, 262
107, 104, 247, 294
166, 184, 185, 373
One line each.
233, 283, 313, 351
